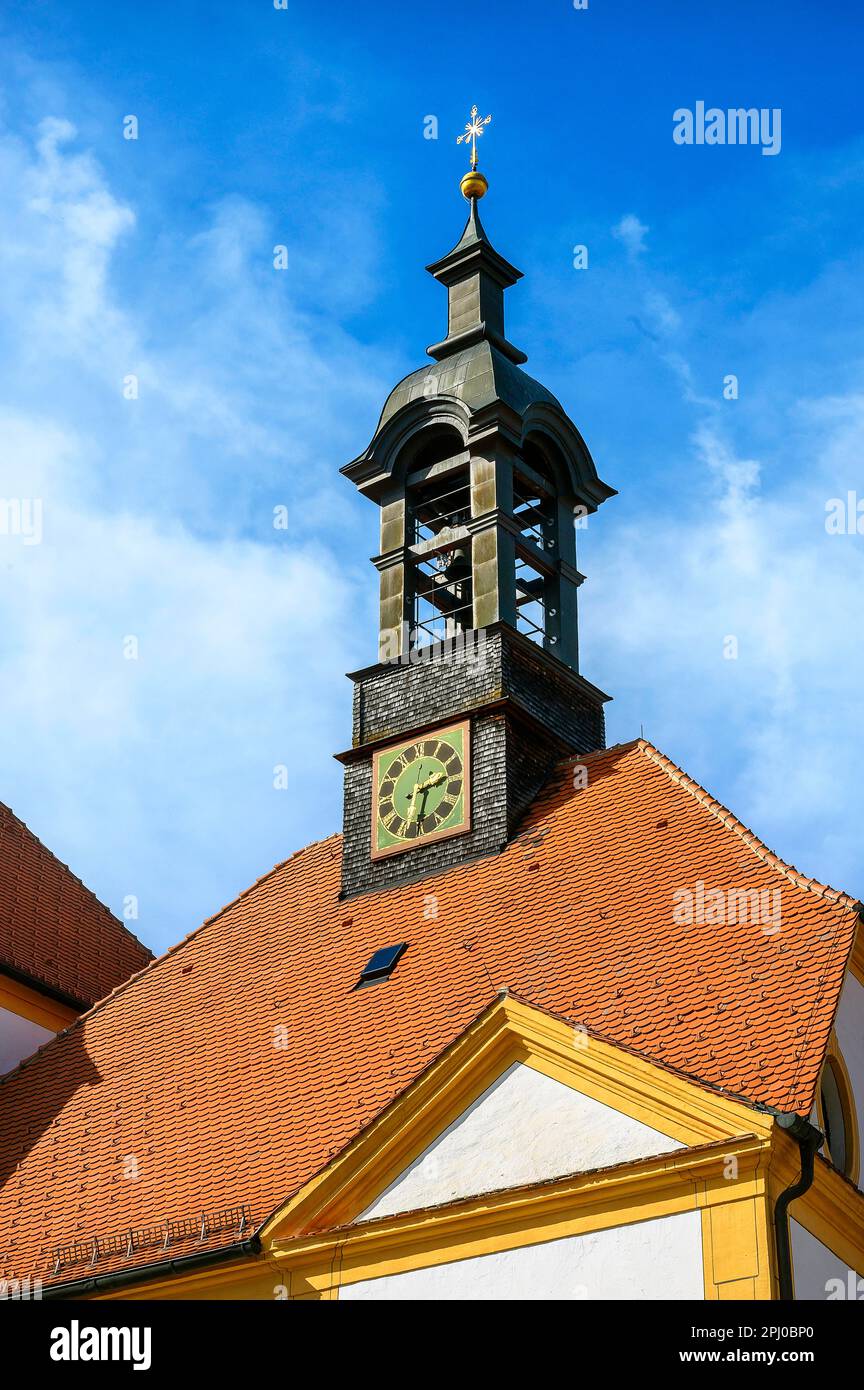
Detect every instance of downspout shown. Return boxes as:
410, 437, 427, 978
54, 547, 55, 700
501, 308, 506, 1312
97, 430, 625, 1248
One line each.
773, 1113, 823, 1301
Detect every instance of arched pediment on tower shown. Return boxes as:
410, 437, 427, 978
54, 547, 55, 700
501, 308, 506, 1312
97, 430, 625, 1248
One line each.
342, 395, 470, 502
521, 403, 617, 513
344, 382, 615, 513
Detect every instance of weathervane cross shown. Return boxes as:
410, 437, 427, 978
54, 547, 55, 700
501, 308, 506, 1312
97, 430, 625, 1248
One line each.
457, 104, 492, 171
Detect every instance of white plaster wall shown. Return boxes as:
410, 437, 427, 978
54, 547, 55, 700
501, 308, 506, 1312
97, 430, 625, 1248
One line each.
0, 1004, 53, 1075
791, 1220, 863, 1301
833, 972, 864, 1166
341, 1210, 704, 1300
360, 1061, 682, 1221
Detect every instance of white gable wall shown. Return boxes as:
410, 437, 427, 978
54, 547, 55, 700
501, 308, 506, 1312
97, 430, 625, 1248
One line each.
359, 1061, 683, 1222
341, 1209, 704, 1300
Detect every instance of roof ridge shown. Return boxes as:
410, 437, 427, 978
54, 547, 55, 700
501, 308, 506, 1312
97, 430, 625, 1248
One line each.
198, 832, 342, 927
0, 832, 347, 1096
0, 799, 152, 963
635, 741, 860, 911
536, 746, 858, 1115
3, 736, 856, 1277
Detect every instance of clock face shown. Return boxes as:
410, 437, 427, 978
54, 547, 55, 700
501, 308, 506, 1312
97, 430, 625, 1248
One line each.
371, 719, 471, 859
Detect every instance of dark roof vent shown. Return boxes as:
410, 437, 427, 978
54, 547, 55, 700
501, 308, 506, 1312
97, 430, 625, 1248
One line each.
355, 942, 408, 990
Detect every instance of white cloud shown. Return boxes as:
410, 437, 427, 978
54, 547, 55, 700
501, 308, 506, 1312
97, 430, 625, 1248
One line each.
0, 116, 384, 949
582, 323, 864, 897
612, 212, 649, 258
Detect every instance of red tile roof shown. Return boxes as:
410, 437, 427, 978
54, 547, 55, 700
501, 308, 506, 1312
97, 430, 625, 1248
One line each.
0, 802, 152, 1008
0, 741, 857, 1287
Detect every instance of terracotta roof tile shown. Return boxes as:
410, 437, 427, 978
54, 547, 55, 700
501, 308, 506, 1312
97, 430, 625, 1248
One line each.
0, 740, 857, 1286
0, 802, 152, 1007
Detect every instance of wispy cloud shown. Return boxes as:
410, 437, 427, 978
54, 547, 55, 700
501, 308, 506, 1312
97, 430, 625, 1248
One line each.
578, 251, 864, 896
612, 213, 649, 259
0, 114, 387, 950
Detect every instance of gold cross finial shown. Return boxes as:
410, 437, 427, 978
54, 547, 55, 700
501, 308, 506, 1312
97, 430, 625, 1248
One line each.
457, 105, 492, 172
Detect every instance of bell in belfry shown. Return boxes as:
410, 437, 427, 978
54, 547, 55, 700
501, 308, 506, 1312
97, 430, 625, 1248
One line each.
438, 545, 472, 585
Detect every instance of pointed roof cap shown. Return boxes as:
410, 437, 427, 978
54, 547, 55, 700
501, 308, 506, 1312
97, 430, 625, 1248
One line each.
424, 196, 526, 366
426, 197, 522, 290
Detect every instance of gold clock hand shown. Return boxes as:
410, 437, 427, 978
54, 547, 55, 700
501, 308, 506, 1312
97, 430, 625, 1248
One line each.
415, 769, 447, 821
406, 770, 424, 823
405, 765, 447, 826
418, 770, 446, 790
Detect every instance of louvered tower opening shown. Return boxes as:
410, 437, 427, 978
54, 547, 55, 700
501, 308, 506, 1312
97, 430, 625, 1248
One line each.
513, 447, 560, 649
406, 433, 473, 650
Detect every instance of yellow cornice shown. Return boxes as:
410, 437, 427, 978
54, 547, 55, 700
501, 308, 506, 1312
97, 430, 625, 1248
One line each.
0, 971, 78, 1033
84, 996, 864, 1303
93, 1253, 272, 1302
94, 997, 793, 1302
261, 995, 773, 1244
849, 923, 864, 989
99, 1131, 780, 1301
269, 1135, 771, 1295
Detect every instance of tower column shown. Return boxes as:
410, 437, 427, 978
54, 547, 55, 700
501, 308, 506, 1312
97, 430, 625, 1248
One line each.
376, 495, 411, 662
469, 438, 518, 630
546, 494, 583, 668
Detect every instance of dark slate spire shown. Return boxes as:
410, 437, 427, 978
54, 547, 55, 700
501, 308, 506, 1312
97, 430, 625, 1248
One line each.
425, 197, 527, 366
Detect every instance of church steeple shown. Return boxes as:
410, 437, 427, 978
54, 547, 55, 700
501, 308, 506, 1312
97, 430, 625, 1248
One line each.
337, 113, 616, 898
342, 143, 614, 670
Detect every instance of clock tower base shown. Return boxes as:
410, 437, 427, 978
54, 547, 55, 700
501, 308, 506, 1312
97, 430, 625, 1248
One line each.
336, 624, 609, 899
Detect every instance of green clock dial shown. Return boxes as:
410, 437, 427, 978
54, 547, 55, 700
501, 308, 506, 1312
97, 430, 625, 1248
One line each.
372, 720, 471, 858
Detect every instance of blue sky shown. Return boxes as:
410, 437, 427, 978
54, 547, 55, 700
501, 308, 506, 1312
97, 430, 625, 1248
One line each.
0, 1, 862, 954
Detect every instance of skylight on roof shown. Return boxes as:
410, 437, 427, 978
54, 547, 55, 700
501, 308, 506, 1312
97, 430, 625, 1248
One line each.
355, 942, 407, 990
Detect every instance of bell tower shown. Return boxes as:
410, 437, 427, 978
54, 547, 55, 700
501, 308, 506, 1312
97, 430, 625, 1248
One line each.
337, 109, 616, 898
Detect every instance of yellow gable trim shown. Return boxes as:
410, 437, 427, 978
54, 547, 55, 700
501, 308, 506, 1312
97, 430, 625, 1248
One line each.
261, 995, 773, 1244
270, 1136, 771, 1298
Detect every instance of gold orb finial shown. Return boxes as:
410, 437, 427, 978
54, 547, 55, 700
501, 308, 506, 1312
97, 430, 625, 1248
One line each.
456, 104, 491, 197
460, 169, 488, 200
